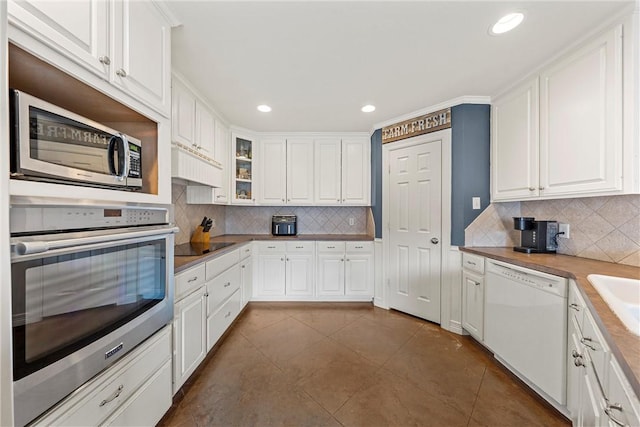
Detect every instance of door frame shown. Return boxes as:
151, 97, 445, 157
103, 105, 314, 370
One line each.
381, 129, 452, 324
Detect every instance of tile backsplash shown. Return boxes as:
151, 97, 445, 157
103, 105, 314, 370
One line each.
172, 183, 226, 245
226, 206, 369, 235
465, 195, 640, 267
173, 183, 370, 244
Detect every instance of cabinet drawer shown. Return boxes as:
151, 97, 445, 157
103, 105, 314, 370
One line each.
582, 309, 610, 382
239, 243, 253, 260
175, 264, 206, 301
568, 281, 586, 330
607, 358, 640, 427
103, 360, 172, 427
257, 241, 286, 253
207, 264, 240, 314
286, 241, 314, 252
346, 241, 373, 253
207, 288, 242, 350
33, 327, 171, 426
462, 253, 485, 274
317, 241, 346, 253
206, 249, 240, 280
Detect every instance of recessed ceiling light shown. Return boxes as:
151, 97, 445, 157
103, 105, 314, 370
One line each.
361, 105, 376, 113
490, 12, 524, 35
257, 104, 272, 113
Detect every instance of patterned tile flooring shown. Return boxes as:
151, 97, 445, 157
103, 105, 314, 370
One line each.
159, 303, 570, 427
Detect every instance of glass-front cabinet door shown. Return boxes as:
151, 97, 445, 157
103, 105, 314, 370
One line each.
232, 134, 255, 204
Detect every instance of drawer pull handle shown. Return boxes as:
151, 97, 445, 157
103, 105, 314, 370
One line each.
224, 282, 231, 287
580, 337, 597, 351
467, 261, 476, 266
296, 246, 304, 249
267, 246, 276, 249
327, 246, 335, 249
187, 276, 198, 283
225, 311, 231, 318
474, 281, 480, 286
242, 265, 246, 269
569, 303, 580, 311
99, 385, 124, 407
245, 249, 250, 252
355, 246, 363, 249
605, 403, 625, 426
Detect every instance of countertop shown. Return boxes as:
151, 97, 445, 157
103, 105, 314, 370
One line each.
460, 246, 640, 396
174, 234, 374, 273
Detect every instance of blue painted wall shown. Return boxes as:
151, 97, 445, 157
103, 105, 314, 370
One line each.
370, 129, 383, 238
369, 104, 490, 243
450, 104, 490, 246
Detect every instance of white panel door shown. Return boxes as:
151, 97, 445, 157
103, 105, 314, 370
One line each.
491, 78, 539, 201
259, 138, 286, 205
256, 254, 286, 296
112, 0, 170, 116
285, 254, 314, 296
171, 80, 196, 147
314, 138, 342, 205
286, 139, 314, 205
387, 138, 442, 323
317, 255, 345, 296
461, 271, 484, 340
173, 287, 206, 393
341, 138, 370, 205
540, 25, 622, 197
8, 0, 110, 78
345, 254, 373, 296
195, 101, 215, 158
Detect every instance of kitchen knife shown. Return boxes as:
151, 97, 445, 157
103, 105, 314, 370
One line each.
203, 219, 213, 232
200, 217, 208, 227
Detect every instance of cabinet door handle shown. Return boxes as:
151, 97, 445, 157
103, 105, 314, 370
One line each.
225, 311, 231, 318
281, 257, 284, 261
242, 265, 246, 269
224, 282, 231, 288
346, 258, 350, 262
282, 199, 284, 202
605, 404, 625, 426
569, 303, 580, 311
99, 385, 124, 407
474, 281, 480, 286
337, 199, 340, 202
341, 258, 344, 262
538, 186, 545, 190
116, 68, 127, 78
573, 357, 584, 367
99, 55, 111, 65
528, 187, 536, 191
204, 292, 209, 297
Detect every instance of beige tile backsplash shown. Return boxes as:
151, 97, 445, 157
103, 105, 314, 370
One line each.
172, 183, 370, 244
465, 195, 640, 267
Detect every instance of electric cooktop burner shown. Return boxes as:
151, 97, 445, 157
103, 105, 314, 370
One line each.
174, 242, 235, 256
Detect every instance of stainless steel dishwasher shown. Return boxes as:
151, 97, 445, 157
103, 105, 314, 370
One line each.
484, 259, 568, 408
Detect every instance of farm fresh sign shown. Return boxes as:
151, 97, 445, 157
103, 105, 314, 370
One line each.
382, 108, 451, 144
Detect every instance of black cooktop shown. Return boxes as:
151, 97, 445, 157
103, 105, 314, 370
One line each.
174, 242, 235, 256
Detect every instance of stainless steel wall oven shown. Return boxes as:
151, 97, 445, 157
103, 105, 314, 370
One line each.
10, 202, 177, 426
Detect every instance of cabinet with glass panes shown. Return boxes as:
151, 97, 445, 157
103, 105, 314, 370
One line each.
232, 134, 255, 204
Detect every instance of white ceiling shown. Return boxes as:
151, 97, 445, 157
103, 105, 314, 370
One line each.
167, 1, 632, 133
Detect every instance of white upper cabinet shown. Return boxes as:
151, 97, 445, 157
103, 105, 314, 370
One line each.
8, 0, 173, 117
492, 22, 630, 201
7, 0, 110, 77
314, 137, 370, 206
314, 138, 342, 205
195, 101, 215, 158
259, 138, 287, 205
341, 138, 370, 205
171, 79, 196, 147
539, 25, 622, 197
111, 0, 171, 117
286, 138, 314, 205
492, 78, 540, 201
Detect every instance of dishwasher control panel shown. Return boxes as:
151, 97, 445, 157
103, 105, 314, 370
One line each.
487, 260, 568, 297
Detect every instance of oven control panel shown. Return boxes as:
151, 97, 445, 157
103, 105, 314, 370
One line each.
10, 205, 169, 235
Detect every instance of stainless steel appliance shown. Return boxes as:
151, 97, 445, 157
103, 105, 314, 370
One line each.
10, 202, 177, 426
513, 217, 558, 253
272, 215, 297, 236
10, 90, 142, 190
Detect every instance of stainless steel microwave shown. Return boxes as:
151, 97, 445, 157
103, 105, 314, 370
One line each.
10, 90, 143, 190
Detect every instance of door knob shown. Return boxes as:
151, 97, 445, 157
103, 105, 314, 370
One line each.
431, 238, 439, 244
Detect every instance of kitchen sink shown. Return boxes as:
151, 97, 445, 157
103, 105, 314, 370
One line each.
587, 274, 640, 336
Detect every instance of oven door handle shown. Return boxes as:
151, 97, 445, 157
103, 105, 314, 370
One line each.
14, 226, 179, 256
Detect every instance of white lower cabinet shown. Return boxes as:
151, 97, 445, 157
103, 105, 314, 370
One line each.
461, 253, 485, 341
255, 241, 314, 299
566, 281, 640, 427
316, 241, 373, 300
173, 285, 207, 394
173, 248, 245, 395
32, 326, 172, 427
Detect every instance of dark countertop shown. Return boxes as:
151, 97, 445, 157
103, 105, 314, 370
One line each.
174, 234, 374, 273
460, 246, 640, 396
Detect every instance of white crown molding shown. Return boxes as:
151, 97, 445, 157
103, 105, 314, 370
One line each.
371, 95, 491, 133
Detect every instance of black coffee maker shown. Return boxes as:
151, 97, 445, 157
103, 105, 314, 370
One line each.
513, 217, 558, 253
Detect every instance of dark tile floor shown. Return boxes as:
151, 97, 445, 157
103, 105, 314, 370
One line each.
159, 302, 570, 427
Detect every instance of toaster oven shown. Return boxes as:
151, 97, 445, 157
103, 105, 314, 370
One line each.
272, 215, 297, 236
